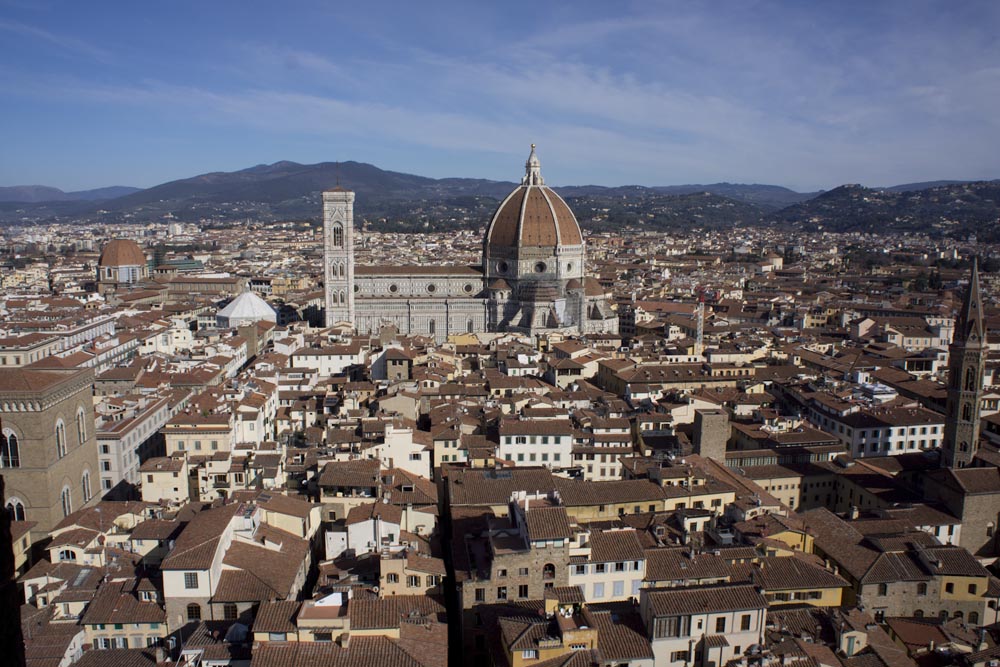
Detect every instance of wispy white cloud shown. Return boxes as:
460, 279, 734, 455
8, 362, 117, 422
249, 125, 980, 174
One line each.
3, 2, 1000, 190
0, 18, 111, 61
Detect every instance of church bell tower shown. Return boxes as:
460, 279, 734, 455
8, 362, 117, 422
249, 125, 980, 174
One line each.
324, 188, 356, 327
941, 259, 987, 468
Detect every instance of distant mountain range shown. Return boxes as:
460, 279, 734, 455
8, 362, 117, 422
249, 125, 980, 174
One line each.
0, 161, 997, 240
769, 181, 1000, 239
0, 185, 141, 203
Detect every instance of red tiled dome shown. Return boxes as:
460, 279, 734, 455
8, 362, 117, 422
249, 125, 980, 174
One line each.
98, 239, 145, 267
485, 146, 583, 250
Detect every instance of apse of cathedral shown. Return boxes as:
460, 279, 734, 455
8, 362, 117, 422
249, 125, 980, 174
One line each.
324, 146, 618, 340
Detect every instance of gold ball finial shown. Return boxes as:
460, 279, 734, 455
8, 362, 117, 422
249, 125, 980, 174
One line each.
531, 143, 536, 149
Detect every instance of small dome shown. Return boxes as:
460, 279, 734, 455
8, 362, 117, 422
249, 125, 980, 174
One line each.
217, 291, 276, 324
582, 276, 605, 296
98, 239, 146, 267
485, 146, 583, 250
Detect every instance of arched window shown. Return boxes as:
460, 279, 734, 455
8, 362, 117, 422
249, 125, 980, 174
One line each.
467, 318, 474, 334
428, 320, 436, 336
969, 611, 979, 625
187, 604, 201, 622
339, 290, 346, 305
953, 611, 964, 620
57, 549, 76, 562
82, 471, 92, 503
914, 609, 924, 618
965, 368, 978, 391
1, 431, 19, 468
962, 403, 972, 422
76, 408, 87, 444
332, 225, 344, 248
6, 498, 25, 521
938, 610, 948, 620
55, 420, 67, 458
60, 486, 72, 517
542, 563, 555, 580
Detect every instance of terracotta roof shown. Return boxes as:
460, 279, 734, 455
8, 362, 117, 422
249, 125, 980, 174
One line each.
74, 648, 158, 667
643, 548, 733, 583
554, 478, 667, 506
80, 580, 164, 626
161, 503, 239, 570
948, 467, 1000, 494
448, 467, 555, 507
257, 492, 316, 519
251, 635, 443, 667
212, 569, 277, 603
0, 368, 88, 394
731, 556, 849, 590
350, 594, 446, 630
524, 506, 573, 541
253, 600, 300, 634
98, 239, 145, 267
587, 528, 645, 563
588, 605, 653, 663
346, 501, 404, 526
383, 468, 439, 507
220, 524, 309, 599
486, 185, 583, 249
643, 583, 767, 616
319, 459, 381, 489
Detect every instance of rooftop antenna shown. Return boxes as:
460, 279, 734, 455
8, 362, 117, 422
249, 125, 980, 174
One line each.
335, 161, 341, 188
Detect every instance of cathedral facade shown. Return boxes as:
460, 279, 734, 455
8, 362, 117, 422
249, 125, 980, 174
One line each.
323, 146, 618, 341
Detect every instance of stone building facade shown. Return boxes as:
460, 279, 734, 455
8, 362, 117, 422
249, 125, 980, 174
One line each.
0, 368, 100, 535
457, 499, 572, 665
324, 146, 618, 340
857, 545, 996, 625
922, 466, 1000, 558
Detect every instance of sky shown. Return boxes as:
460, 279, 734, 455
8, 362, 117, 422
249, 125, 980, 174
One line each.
1, 1, 999, 192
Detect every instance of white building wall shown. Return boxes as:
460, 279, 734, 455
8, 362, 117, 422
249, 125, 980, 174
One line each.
346, 517, 402, 556
367, 426, 431, 478
499, 434, 572, 468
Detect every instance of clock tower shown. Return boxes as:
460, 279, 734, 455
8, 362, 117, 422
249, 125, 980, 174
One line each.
323, 187, 356, 327
941, 259, 987, 468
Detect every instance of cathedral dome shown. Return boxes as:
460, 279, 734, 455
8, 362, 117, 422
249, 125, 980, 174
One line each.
485, 145, 583, 250
98, 239, 146, 268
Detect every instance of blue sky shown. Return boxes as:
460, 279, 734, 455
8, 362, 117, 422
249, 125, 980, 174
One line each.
1, 0, 999, 191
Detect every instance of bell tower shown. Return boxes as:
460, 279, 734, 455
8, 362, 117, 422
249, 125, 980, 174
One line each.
323, 187, 356, 327
941, 258, 987, 468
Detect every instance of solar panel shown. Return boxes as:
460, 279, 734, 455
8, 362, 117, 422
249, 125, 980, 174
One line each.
72, 568, 92, 588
